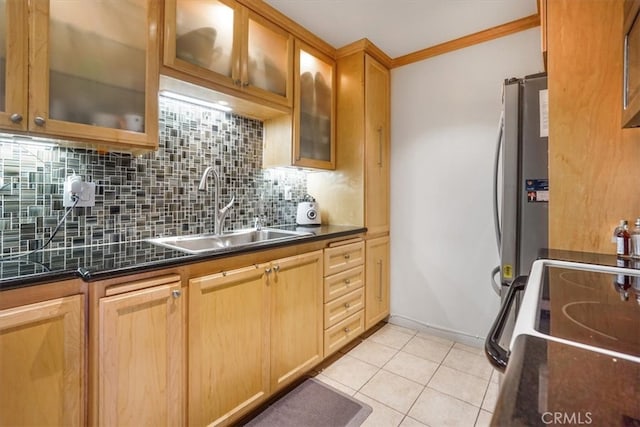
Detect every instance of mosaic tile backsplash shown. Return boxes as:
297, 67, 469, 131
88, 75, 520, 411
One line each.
0, 96, 308, 255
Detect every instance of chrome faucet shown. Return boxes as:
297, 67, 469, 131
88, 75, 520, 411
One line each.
198, 166, 235, 235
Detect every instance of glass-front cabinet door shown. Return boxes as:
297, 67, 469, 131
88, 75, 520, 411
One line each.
293, 40, 335, 169
164, 0, 292, 107
243, 11, 292, 106
0, 0, 27, 131
166, 0, 240, 86
28, 0, 159, 150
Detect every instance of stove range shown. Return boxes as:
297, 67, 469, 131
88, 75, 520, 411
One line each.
513, 259, 640, 363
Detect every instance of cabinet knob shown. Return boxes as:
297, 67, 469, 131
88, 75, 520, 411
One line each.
344, 254, 350, 260
344, 327, 351, 333
344, 302, 350, 309
345, 278, 351, 285
242, 81, 249, 88
171, 289, 182, 299
273, 265, 280, 273
265, 267, 272, 274
234, 79, 241, 86
10, 113, 23, 124
34, 116, 46, 126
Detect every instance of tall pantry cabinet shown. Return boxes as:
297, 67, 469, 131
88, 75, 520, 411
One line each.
307, 43, 391, 330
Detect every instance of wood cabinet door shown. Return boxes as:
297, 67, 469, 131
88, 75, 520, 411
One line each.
189, 265, 270, 427
242, 9, 293, 107
623, 0, 640, 127
364, 54, 390, 235
164, 0, 242, 90
28, 0, 160, 151
293, 40, 336, 169
365, 236, 390, 329
270, 250, 323, 390
99, 281, 183, 426
0, 0, 28, 131
0, 294, 85, 426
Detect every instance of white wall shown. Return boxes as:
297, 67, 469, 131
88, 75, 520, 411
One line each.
390, 28, 544, 343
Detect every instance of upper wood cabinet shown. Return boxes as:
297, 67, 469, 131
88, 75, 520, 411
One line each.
292, 40, 336, 169
0, 0, 160, 151
0, 0, 27, 134
163, 0, 293, 108
263, 40, 336, 170
623, 0, 640, 127
364, 55, 391, 235
539, 0, 547, 70
0, 290, 85, 427
307, 49, 389, 231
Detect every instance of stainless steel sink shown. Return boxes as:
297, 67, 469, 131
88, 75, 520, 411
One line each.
147, 228, 313, 254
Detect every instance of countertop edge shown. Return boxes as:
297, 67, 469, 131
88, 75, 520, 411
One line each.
0, 226, 367, 291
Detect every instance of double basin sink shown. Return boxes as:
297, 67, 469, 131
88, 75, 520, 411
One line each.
148, 228, 313, 254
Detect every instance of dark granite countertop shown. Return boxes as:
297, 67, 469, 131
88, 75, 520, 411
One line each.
0, 225, 366, 291
492, 334, 640, 427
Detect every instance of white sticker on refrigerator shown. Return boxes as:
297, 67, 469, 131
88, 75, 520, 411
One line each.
526, 179, 549, 203
539, 89, 549, 137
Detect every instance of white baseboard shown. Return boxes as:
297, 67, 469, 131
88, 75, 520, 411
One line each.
387, 314, 486, 349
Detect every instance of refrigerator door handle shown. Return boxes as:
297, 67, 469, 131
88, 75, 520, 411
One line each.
484, 275, 527, 372
492, 110, 504, 252
490, 265, 501, 296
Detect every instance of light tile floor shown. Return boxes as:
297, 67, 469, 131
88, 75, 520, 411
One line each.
314, 323, 500, 427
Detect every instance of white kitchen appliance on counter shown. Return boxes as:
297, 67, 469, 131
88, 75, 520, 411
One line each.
296, 194, 321, 226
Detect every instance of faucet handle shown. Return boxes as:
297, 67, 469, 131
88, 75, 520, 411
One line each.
254, 216, 263, 231
220, 196, 235, 215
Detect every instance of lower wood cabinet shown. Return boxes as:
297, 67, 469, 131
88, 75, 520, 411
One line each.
322, 240, 366, 357
269, 250, 324, 391
189, 265, 270, 427
97, 275, 184, 426
0, 292, 85, 426
365, 236, 390, 329
188, 249, 323, 426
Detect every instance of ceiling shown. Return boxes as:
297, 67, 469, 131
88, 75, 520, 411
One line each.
264, 0, 538, 59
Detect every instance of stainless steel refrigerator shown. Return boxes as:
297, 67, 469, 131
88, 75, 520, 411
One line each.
486, 73, 549, 373
492, 73, 548, 298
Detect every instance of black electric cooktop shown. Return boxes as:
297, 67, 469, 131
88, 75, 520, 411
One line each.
536, 265, 640, 358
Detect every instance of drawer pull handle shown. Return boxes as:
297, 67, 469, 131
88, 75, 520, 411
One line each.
344, 302, 350, 309
171, 290, 182, 299
344, 254, 351, 260
344, 327, 351, 333
345, 278, 351, 285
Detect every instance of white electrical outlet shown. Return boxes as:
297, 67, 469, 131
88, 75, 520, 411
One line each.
63, 175, 95, 207
77, 182, 96, 207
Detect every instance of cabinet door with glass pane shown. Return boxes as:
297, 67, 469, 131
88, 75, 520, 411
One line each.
241, 10, 292, 106
164, 0, 241, 89
164, 0, 292, 107
0, 0, 27, 132
28, 0, 160, 150
294, 40, 335, 169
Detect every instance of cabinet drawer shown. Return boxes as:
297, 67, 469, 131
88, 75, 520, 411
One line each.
324, 242, 365, 276
324, 288, 364, 328
323, 310, 364, 357
324, 265, 364, 302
